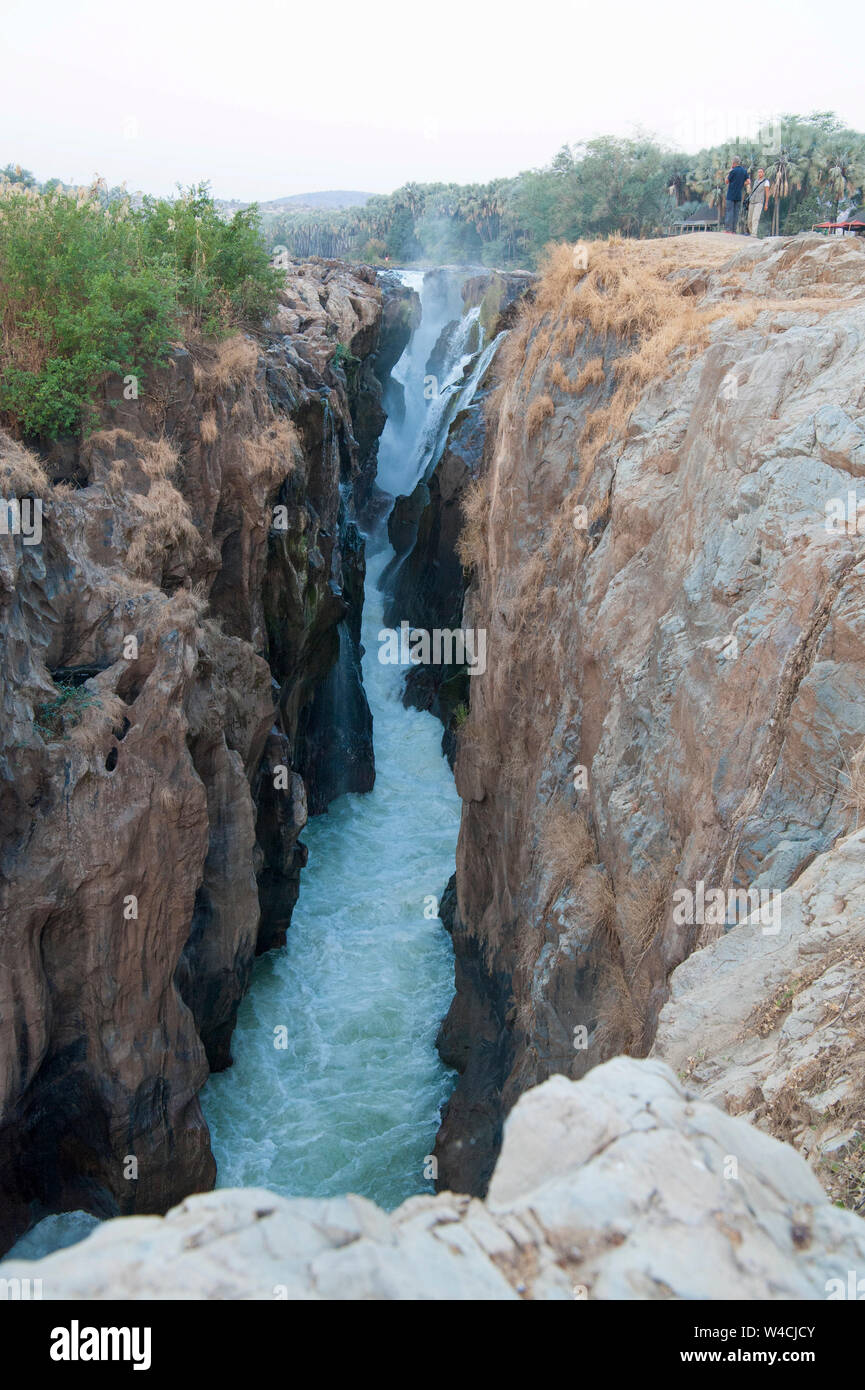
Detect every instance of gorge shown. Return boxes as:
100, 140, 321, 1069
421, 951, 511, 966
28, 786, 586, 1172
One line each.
3, 231, 865, 1299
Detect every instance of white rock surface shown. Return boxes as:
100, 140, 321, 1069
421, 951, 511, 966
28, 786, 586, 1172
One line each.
653, 827, 865, 1202
3, 1056, 864, 1300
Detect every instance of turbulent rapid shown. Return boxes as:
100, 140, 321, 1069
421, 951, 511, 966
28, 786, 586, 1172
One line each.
202, 544, 461, 1208
202, 268, 485, 1209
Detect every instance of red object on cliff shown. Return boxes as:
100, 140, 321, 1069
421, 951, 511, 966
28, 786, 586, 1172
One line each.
812, 220, 865, 235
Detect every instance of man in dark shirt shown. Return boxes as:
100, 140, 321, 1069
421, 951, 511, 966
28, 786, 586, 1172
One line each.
724, 158, 750, 233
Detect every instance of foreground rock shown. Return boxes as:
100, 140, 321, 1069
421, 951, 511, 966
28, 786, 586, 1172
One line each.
3, 1057, 862, 1299
654, 827, 865, 1208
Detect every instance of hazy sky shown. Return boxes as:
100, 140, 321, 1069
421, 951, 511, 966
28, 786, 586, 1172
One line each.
4, 0, 863, 201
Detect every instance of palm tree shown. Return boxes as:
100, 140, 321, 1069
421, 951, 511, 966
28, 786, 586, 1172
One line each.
765, 143, 808, 234
666, 168, 691, 206
815, 145, 864, 222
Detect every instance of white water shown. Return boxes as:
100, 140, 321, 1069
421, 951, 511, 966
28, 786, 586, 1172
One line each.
202, 269, 476, 1209
202, 544, 461, 1207
376, 268, 469, 497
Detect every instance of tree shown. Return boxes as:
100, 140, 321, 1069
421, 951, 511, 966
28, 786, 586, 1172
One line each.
765, 144, 808, 235
815, 144, 864, 222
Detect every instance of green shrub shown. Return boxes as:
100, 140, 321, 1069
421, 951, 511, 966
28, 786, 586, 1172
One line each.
0, 182, 282, 440
35, 682, 99, 740
133, 184, 283, 336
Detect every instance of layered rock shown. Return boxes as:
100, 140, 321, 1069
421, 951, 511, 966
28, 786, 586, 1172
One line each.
435, 232, 865, 1194
653, 826, 865, 1208
0, 259, 401, 1253
4, 1057, 863, 1299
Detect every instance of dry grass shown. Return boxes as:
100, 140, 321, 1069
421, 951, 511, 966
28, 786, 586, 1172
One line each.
200, 410, 219, 445
510, 238, 836, 494
127, 478, 201, 577
67, 689, 129, 757
539, 799, 595, 901
0, 433, 48, 494
572, 357, 606, 393
525, 393, 555, 439
456, 475, 490, 569
193, 334, 259, 391
582, 869, 618, 940
242, 418, 298, 486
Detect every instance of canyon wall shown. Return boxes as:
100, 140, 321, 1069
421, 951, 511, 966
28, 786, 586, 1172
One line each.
434, 233, 865, 1196
0, 261, 412, 1253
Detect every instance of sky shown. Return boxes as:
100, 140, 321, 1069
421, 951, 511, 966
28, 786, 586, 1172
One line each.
3, 0, 864, 201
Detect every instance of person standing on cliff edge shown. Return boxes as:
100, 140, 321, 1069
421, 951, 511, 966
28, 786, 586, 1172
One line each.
724, 157, 750, 233
747, 167, 771, 236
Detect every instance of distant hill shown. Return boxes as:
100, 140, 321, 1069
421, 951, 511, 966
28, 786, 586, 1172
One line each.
268, 190, 373, 210
216, 190, 374, 217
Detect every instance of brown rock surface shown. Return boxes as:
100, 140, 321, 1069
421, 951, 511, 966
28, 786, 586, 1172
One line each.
436, 233, 865, 1194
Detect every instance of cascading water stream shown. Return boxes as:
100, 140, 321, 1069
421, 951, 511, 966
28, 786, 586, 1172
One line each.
202, 542, 461, 1207
201, 269, 485, 1209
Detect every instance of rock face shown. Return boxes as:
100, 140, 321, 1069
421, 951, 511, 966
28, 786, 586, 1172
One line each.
653, 826, 865, 1208
435, 233, 865, 1195
4, 1057, 863, 1299
0, 260, 400, 1254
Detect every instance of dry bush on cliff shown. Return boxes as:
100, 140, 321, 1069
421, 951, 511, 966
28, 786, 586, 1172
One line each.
593, 958, 646, 1058
550, 361, 572, 393
582, 869, 618, 941
525, 393, 556, 439
524, 323, 554, 382
193, 334, 259, 392
572, 357, 606, 393
540, 800, 595, 902
456, 475, 490, 570
139, 436, 181, 480
242, 418, 298, 486
67, 689, 130, 758
127, 479, 201, 578
200, 410, 219, 445
0, 433, 48, 493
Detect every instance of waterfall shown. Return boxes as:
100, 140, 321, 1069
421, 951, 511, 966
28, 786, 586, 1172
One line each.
375, 269, 471, 497
201, 269, 476, 1209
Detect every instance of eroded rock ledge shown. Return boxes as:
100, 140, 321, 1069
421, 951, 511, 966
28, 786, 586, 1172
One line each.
4, 1057, 863, 1299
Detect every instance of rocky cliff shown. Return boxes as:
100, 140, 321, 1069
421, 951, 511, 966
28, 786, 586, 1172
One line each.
434, 232, 865, 1196
4, 1056, 863, 1299
0, 259, 412, 1254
